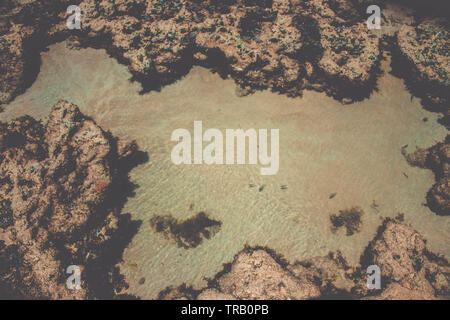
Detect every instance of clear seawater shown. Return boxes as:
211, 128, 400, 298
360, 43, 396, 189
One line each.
1, 42, 448, 298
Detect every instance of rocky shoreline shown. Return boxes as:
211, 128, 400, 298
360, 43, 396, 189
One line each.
0, 1, 447, 108
0, 100, 147, 299
0, 0, 448, 300
403, 135, 449, 216
1, 101, 448, 299
159, 216, 450, 300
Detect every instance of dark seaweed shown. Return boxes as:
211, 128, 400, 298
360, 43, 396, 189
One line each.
330, 207, 364, 236
150, 212, 222, 249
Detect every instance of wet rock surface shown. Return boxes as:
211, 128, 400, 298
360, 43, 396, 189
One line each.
0, 0, 448, 300
159, 218, 449, 300
0, 0, 447, 110
0, 100, 146, 299
404, 135, 450, 216
392, 17, 449, 127
358, 217, 450, 299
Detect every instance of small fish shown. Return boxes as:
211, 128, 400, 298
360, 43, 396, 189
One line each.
127, 262, 138, 269
402, 144, 408, 149
259, 185, 265, 192
249, 184, 255, 188
403, 172, 408, 178
329, 193, 337, 199
280, 185, 288, 190
371, 200, 380, 212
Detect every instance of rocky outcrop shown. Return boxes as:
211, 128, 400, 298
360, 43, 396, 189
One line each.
0, 1, 77, 109
216, 248, 321, 300
391, 18, 449, 128
403, 135, 449, 216
0, 0, 447, 109
159, 217, 449, 300
359, 218, 450, 299
0, 100, 145, 299
0, 0, 448, 300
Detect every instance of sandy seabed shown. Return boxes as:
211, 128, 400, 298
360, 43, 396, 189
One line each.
1, 42, 448, 299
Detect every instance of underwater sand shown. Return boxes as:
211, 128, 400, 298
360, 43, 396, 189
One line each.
1, 42, 449, 299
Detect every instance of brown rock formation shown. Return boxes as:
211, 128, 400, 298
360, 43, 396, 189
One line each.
391, 18, 449, 128
358, 218, 450, 299
404, 135, 449, 215
0, 1, 76, 108
0, 100, 145, 299
160, 218, 449, 300
216, 248, 321, 300
0, 0, 448, 301
0, 0, 447, 110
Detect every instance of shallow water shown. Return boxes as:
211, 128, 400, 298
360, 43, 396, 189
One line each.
1, 42, 449, 299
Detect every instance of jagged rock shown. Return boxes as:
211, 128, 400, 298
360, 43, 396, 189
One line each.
217, 249, 321, 300
197, 289, 236, 300
161, 218, 449, 300
405, 135, 450, 215
359, 219, 450, 299
1, 0, 446, 108
0, 100, 144, 299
